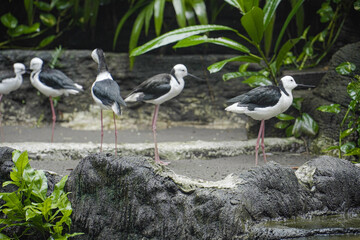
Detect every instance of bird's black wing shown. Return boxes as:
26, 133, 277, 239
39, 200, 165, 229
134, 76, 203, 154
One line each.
93, 79, 126, 107
0, 70, 15, 82
39, 68, 81, 91
128, 73, 171, 101
227, 86, 281, 110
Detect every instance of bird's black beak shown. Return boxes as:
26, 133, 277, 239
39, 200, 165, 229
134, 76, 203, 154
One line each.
296, 83, 315, 89
188, 73, 205, 82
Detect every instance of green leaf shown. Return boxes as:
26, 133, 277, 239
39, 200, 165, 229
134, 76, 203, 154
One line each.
154, 0, 165, 36
274, 0, 304, 53
275, 121, 291, 129
347, 81, 360, 101
224, 0, 243, 11
174, 35, 250, 52
275, 34, 305, 72
0, 233, 11, 239
239, 63, 249, 72
241, 6, 264, 44
285, 125, 294, 137
340, 142, 356, 154
223, 71, 261, 81
344, 147, 360, 156
23, 167, 48, 201
336, 62, 356, 75
38, 35, 55, 48
263, 0, 281, 29
292, 113, 318, 137
355, 0, 360, 11
34, 1, 52, 11
24, 0, 34, 25
317, 2, 334, 23
172, 0, 186, 27
317, 104, 341, 114
191, 0, 208, 25
340, 128, 355, 139
130, 24, 237, 57
292, 97, 303, 111
1, 13, 18, 29
324, 145, 340, 152
207, 55, 261, 73
7, 23, 40, 37
144, 2, 154, 36
242, 75, 272, 87
129, 9, 146, 67
276, 113, 295, 121
40, 13, 57, 27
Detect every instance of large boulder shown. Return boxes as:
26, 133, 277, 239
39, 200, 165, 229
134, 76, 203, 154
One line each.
66, 153, 360, 239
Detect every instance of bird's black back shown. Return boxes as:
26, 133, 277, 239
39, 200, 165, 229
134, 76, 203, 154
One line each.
227, 85, 281, 110
128, 73, 171, 101
39, 68, 81, 91
93, 79, 126, 108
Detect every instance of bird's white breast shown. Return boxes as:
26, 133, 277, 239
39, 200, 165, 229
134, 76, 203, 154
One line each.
0, 74, 23, 94
145, 76, 185, 105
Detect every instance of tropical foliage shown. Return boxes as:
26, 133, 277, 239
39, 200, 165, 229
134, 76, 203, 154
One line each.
317, 62, 360, 159
0, 150, 82, 239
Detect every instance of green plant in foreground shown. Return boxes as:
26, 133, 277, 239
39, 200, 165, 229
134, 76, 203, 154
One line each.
0, 150, 82, 239
317, 62, 360, 160
275, 97, 319, 151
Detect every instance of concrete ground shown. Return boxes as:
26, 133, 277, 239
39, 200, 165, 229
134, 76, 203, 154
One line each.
1, 124, 315, 181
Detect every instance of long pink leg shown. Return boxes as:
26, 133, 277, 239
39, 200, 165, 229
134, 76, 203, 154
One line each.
152, 105, 169, 165
113, 112, 118, 156
49, 96, 56, 143
255, 120, 265, 165
100, 109, 103, 152
261, 120, 267, 163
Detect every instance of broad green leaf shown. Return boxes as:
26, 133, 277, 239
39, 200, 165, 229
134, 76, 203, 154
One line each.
275, 121, 290, 129
0, 233, 10, 239
317, 2, 333, 23
340, 128, 355, 139
263, 0, 281, 29
224, 0, 242, 11
13, 151, 29, 178
292, 97, 303, 111
7, 23, 39, 37
223, 71, 261, 81
185, 3, 196, 25
112, 0, 146, 50
130, 24, 237, 57
336, 62, 356, 75
191, 0, 208, 25
285, 125, 294, 137
56, 0, 73, 10
317, 104, 341, 114
23, 168, 48, 201
347, 81, 360, 100
38, 35, 55, 48
1, 13, 18, 29
275, 34, 305, 72
40, 13, 56, 27
292, 113, 318, 137
355, 0, 360, 11
324, 145, 340, 152
172, 0, 186, 27
24, 0, 34, 25
34, 1, 52, 11
208, 55, 261, 73
340, 142, 356, 154
144, 2, 154, 36
242, 75, 272, 87
344, 147, 360, 156
239, 63, 249, 72
174, 35, 250, 52
276, 113, 295, 121
241, 6, 264, 44
154, 0, 165, 36
274, 0, 304, 53
129, 9, 146, 67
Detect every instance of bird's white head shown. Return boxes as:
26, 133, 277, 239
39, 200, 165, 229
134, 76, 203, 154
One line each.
280, 76, 298, 91
13, 63, 26, 75
172, 64, 188, 78
91, 48, 103, 64
30, 57, 43, 71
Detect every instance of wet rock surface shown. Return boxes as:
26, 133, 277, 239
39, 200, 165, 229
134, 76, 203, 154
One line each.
63, 152, 360, 239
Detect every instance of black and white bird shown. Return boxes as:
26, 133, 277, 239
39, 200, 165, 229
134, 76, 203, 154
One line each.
0, 63, 26, 128
125, 64, 200, 165
29, 57, 83, 143
226, 76, 313, 165
91, 48, 126, 155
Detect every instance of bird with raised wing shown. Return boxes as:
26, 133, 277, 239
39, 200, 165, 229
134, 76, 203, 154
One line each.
226, 76, 314, 165
125, 64, 200, 165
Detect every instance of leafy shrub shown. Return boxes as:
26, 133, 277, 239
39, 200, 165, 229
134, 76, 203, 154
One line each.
317, 62, 360, 159
0, 150, 82, 239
